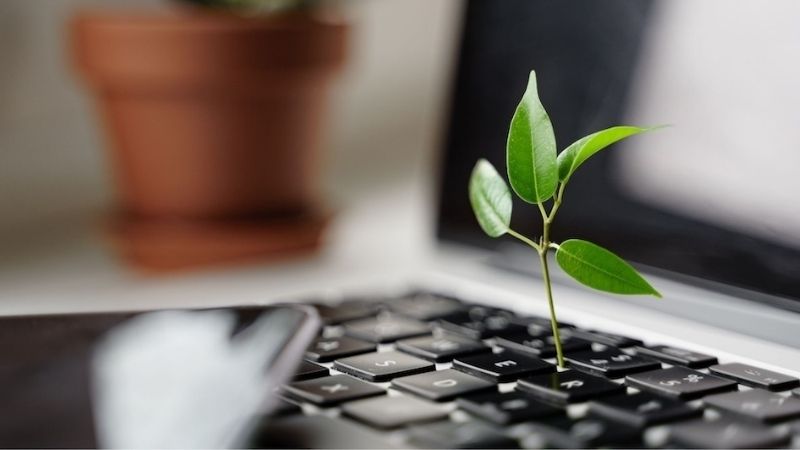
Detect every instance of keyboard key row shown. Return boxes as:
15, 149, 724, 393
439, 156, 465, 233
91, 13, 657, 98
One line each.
288, 363, 799, 449
293, 358, 800, 428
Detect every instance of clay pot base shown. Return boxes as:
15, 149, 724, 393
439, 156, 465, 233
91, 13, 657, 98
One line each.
105, 210, 331, 273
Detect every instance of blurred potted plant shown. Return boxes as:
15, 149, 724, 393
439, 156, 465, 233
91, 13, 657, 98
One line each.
70, 0, 347, 272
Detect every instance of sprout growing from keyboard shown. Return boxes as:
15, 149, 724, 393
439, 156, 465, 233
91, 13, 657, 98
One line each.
468, 70, 663, 368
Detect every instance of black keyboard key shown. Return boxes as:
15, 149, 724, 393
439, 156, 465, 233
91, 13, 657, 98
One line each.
453, 351, 554, 383
406, 421, 519, 449
704, 389, 800, 423
333, 350, 434, 382
625, 366, 737, 400
589, 391, 702, 428
516, 370, 625, 404
456, 391, 562, 425
517, 416, 641, 449
461, 304, 514, 319
294, 360, 329, 380
396, 334, 490, 362
255, 414, 401, 448
314, 302, 380, 325
270, 399, 302, 416
305, 336, 375, 362
566, 349, 661, 378
633, 345, 718, 368
513, 315, 576, 331
389, 292, 464, 320
496, 332, 592, 358
283, 374, 385, 406
564, 328, 642, 348
341, 395, 448, 429
668, 418, 791, 449
709, 362, 800, 391
392, 368, 496, 402
437, 312, 527, 339
344, 315, 431, 343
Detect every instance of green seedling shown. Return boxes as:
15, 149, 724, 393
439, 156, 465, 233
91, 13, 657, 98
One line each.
469, 70, 663, 367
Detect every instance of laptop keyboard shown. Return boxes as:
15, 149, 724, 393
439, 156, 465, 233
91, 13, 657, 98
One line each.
267, 290, 800, 448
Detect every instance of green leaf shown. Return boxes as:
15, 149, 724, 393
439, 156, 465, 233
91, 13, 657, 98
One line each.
557, 126, 662, 182
506, 70, 558, 204
469, 159, 512, 238
555, 239, 661, 297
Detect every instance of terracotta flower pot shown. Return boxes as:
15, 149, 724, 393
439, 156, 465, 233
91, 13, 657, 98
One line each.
69, 9, 347, 271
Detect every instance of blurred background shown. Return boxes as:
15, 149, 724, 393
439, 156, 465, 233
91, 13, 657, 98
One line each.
0, 0, 459, 232
0, 0, 462, 313
2, 0, 800, 314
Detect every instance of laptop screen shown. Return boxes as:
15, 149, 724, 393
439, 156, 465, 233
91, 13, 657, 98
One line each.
437, 0, 800, 311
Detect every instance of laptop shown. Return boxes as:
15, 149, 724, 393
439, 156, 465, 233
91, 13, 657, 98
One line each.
4, 0, 800, 448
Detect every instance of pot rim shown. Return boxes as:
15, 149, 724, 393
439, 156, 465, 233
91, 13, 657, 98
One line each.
69, 8, 349, 89
71, 8, 348, 32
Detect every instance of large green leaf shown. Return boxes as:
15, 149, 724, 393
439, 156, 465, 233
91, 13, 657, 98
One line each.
555, 239, 661, 297
469, 159, 512, 238
557, 126, 660, 182
506, 71, 558, 204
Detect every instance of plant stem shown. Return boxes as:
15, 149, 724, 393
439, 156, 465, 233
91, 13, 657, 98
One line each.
540, 183, 567, 368
548, 183, 567, 221
508, 229, 541, 252
509, 183, 569, 368
538, 248, 564, 367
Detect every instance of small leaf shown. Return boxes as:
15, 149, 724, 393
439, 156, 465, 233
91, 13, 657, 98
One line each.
506, 70, 558, 204
555, 239, 661, 297
469, 159, 512, 238
557, 125, 662, 182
